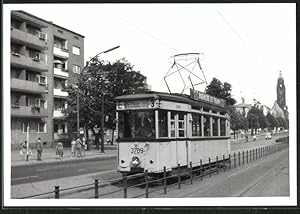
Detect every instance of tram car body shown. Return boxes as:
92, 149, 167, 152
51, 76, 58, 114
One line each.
115, 89, 230, 176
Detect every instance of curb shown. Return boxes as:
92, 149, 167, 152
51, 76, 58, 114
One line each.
12, 154, 117, 168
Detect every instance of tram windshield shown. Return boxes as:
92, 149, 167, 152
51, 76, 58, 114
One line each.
118, 110, 155, 139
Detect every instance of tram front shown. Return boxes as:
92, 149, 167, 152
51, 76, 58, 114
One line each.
115, 94, 160, 175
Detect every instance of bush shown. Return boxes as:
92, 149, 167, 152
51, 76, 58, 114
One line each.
275, 136, 289, 143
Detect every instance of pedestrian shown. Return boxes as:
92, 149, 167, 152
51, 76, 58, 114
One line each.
56, 142, 64, 159
19, 141, 27, 159
36, 137, 43, 161
253, 135, 257, 141
82, 137, 86, 157
20, 140, 32, 159
71, 138, 76, 157
245, 135, 248, 143
75, 137, 82, 157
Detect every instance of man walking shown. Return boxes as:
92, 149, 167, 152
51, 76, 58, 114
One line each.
36, 137, 43, 161
75, 137, 82, 157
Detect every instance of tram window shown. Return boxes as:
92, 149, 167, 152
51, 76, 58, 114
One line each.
178, 112, 185, 137
159, 110, 168, 137
118, 110, 155, 138
118, 113, 125, 138
203, 115, 210, 136
170, 112, 176, 137
192, 114, 201, 136
220, 118, 226, 136
212, 117, 218, 136
203, 107, 210, 112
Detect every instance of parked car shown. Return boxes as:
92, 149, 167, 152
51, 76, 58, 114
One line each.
265, 132, 272, 140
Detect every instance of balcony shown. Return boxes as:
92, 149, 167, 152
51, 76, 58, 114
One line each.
53, 47, 69, 59
11, 78, 47, 94
11, 52, 48, 72
53, 88, 68, 97
11, 27, 47, 49
53, 109, 65, 118
54, 68, 69, 78
11, 105, 48, 118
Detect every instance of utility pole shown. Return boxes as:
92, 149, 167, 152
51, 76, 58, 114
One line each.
101, 79, 105, 153
26, 124, 29, 161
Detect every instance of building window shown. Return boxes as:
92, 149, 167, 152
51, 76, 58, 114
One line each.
25, 96, 29, 106
37, 122, 47, 133
36, 99, 47, 109
22, 122, 29, 133
72, 46, 80, 55
72, 65, 81, 74
38, 75, 47, 85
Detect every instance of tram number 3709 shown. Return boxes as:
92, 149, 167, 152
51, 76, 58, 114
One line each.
130, 147, 144, 154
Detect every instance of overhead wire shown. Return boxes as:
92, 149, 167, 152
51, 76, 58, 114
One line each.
105, 9, 181, 53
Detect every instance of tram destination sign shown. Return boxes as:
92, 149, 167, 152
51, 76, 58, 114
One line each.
190, 89, 226, 107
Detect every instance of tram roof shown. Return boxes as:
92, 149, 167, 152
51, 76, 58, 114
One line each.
115, 92, 227, 112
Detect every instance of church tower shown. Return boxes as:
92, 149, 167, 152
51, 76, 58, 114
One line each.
277, 71, 286, 110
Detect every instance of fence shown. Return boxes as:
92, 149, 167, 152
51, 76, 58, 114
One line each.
18, 142, 288, 199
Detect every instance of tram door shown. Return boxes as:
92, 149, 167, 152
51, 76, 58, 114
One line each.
170, 112, 188, 166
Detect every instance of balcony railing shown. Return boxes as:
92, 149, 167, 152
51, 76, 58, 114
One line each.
53, 88, 68, 97
11, 52, 48, 72
11, 27, 47, 48
54, 68, 69, 78
11, 105, 48, 118
11, 78, 47, 94
53, 47, 69, 58
53, 110, 65, 118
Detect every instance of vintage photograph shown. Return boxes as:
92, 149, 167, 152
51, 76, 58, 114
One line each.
3, 3, 296, 206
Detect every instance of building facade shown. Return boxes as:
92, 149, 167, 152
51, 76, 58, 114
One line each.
11, 11, 84, 148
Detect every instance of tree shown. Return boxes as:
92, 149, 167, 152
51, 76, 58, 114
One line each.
227, 106, 248, 139
65, 58, 148, 150
276, 117, 289, 129
266, 112, 278, 130
206, 77, 236, 106
247, 106, 267, 135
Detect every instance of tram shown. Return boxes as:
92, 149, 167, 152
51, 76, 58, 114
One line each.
115, 89, 230, 176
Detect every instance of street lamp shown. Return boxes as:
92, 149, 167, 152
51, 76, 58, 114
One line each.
76, 46, 120, 153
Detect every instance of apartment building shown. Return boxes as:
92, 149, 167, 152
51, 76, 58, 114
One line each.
10, 10, 84, 148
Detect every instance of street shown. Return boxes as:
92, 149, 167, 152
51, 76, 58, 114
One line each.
11, 157, 117, 185
11, 133, 287, 186
11, 132, 288, 185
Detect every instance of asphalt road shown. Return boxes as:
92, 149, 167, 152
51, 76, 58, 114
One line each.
11, 133, 287, 185
11, 157, 117, 185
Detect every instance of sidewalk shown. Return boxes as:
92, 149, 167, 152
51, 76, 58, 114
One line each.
11, 144, 117, 167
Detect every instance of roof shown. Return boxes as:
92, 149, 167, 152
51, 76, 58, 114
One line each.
12, 10, 85, 38
115, 92, 227, 112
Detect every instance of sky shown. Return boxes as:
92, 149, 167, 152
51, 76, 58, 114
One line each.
4, 3, 296, 108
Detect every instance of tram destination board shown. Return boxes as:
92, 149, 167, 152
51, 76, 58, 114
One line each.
117, 99, 158, 110
190, 89, 226, 107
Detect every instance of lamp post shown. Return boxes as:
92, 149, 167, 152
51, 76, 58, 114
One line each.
76, 46, 120, 152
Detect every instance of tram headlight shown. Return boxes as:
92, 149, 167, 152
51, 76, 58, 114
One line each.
131, 156, 141, 166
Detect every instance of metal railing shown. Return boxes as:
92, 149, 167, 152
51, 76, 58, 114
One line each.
17, 142, 288, 199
